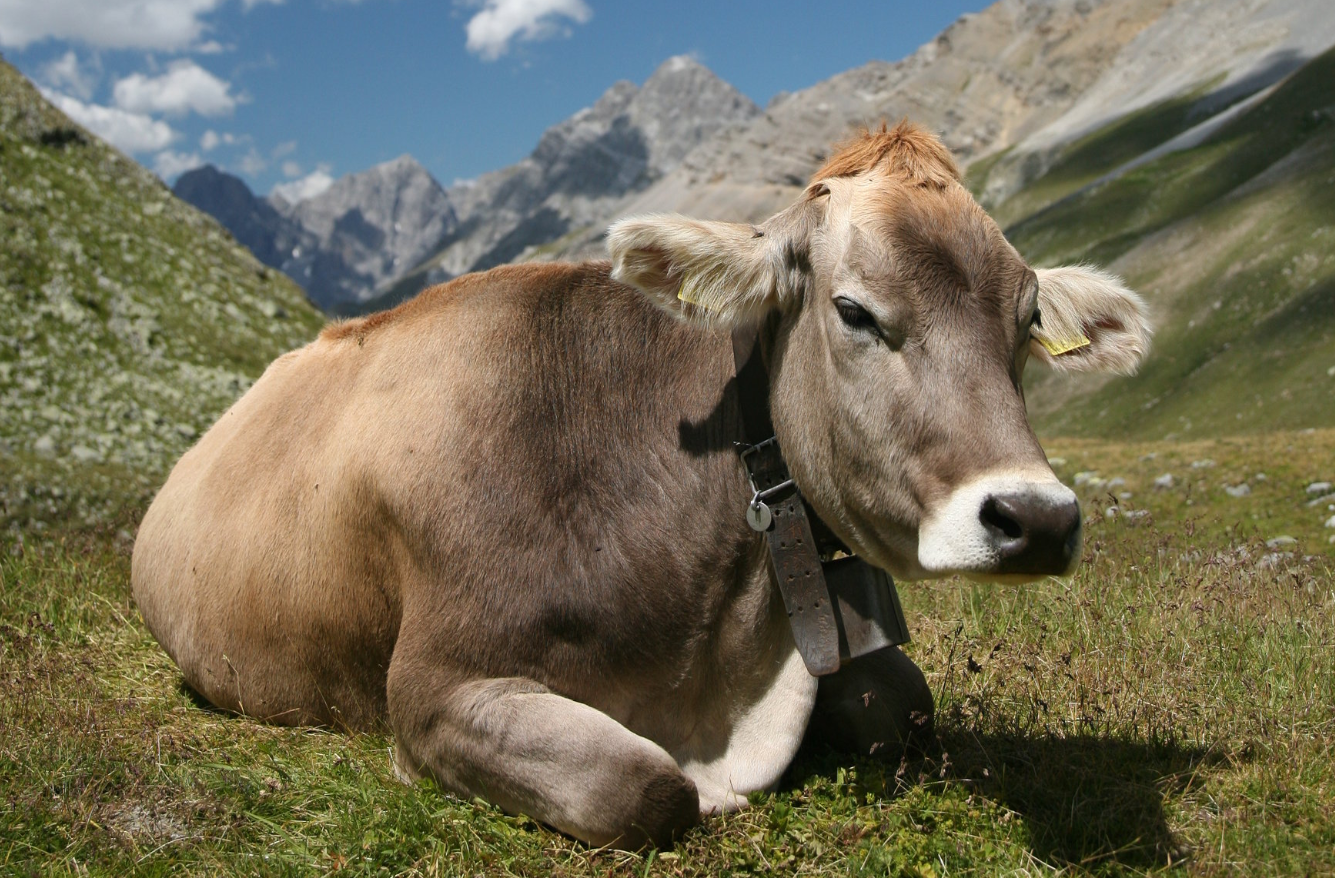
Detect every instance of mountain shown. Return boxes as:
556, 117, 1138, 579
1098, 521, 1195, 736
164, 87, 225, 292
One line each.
270, 155, 456, 311
174, 156, 454, 312
173, 164, 315, 274
0, 56, 325, 538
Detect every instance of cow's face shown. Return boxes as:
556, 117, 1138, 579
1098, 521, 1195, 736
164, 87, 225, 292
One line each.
608, 124, 1150, 582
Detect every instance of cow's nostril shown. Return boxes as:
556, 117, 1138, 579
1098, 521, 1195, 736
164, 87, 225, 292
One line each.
980, 496, 1024, 541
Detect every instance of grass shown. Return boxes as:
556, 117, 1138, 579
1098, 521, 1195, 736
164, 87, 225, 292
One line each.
3, 428, 1333, 876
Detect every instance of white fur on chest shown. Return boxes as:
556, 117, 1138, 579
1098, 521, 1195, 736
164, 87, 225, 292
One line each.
672, 647, 817, 813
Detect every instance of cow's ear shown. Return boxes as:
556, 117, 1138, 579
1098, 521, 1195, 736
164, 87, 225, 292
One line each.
1030, 266, 1151, 375
607, 215, 781, 327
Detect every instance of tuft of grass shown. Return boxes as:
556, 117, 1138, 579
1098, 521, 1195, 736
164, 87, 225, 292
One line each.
3, 429, 1334, 875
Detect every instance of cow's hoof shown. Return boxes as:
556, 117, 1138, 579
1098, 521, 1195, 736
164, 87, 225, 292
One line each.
808, 646, 935, 759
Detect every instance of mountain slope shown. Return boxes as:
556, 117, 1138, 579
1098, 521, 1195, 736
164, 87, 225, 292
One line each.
1007, 45, 1335, 440
0, 57, 325, 537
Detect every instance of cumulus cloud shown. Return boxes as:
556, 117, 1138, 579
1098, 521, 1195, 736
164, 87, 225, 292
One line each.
464, 0, 591, 61
113, 60, 237, 117
271, 167, 334, 204
41, 88, 176, 153
153, 149, 205, 180
40, 50, 98, 100
0, 0, 222, 52
280, 160, 302, 178
237, 148, 267, 176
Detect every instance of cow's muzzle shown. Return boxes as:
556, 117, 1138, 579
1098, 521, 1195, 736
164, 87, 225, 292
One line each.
916, 472, 1082, 578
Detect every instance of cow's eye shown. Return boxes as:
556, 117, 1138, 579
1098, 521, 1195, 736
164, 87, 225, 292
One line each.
835, 297, 879, 335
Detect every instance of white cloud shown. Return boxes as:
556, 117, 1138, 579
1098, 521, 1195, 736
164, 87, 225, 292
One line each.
200, 129, 220, 151
40, 49, 97, 100
113, 60, 237, 117
193, 39, 229, 54
153, 149, 205, 179
281, 160, 302, 178
237, 148, 267, 176
0, 0, 223, 52
270, 167, 334, 204
41, 88, 176, 153
271, 139, 297, 158
464, 0, 591, 61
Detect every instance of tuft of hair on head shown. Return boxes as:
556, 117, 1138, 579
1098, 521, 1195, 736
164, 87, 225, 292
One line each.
812, 119, 960, 189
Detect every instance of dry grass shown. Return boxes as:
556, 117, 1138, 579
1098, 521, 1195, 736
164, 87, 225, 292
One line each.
3, 430, 1333, 876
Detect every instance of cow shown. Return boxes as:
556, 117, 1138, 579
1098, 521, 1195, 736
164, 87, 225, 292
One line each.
131, 122, 1150, 849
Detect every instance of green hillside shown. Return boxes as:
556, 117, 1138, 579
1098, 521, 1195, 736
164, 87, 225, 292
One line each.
972, 46, 1335, 441
0, 58, 325, 542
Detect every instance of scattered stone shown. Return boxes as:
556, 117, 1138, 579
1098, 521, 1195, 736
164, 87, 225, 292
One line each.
1254, 473, 1267, 482
175, 423, 198, 439
70, 445, 100, 463
1259, 552, 1294, 569
1306, 481, 1332, 494
1047, 457, 1066, 467
1305, 493, 1335, 508
1154, 473, 1175, 489
33, 435, 56, 457
1105, 506, 1117, 518
1139, 453, 1157, 462
1118, 491, 1133, 500
1073, 471, 1102, 487
1265, 536, 1298, 548
1325, 515, 1335, 529
1191, 459, 1215, 469
1108, 477, 1126, 488
1123, 509, 1150, 522
1223, 484, 1251, 498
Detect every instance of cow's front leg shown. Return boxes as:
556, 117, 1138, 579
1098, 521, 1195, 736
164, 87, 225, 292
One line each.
387, 663, 698, 849
803, 646, 935, 759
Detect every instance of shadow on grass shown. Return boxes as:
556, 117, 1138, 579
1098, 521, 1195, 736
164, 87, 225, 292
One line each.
790, 725, 1215, 872
940, 728, 1211, 870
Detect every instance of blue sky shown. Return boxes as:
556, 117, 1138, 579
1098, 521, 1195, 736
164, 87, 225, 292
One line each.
1, 0, 991, 199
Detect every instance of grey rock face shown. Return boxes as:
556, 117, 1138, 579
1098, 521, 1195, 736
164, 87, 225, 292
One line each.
270, 155, 457, 309
173, 165, 315, 276
409, 55, 761, 291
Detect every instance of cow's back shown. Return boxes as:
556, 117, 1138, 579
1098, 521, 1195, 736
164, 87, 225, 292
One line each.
132, 262, 756, 732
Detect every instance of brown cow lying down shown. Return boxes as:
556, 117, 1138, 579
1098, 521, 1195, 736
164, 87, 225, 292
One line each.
132, 122, 1150, 848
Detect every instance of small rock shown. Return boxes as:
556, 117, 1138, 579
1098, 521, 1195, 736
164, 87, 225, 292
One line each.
1259, 552, 1294, 569
33, 435, 56, 457
1224, 484, 1251, 498
1073, 471, 1102, 487
1108, 477, 1126, 488
70, 444, 100, 463
1191, 459, 1216, 469
1047, 457, 1066, 467
1254, 473, 1267, 482
175, 423, 198, 439
1123, 509, 1150, 522
1139, 453, 1158, 462
1118, 491, 1133, 500
1105, 506, 1118, 519
1154, 473, 1175, 489
1325, 515, 1335, 529
1265, 536, 1298, 548
1305, 493, 1335, 508
1306, 481, 1332, 494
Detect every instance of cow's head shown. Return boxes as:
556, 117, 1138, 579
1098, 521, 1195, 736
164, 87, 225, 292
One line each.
607, 122, 1150, 582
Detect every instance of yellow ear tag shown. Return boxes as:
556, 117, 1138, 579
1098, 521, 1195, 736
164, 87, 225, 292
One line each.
676, 274, 705, 307
1036, 332, 1092, 357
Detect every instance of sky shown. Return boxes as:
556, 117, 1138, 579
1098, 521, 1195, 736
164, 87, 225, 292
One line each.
0, 0, 992, 201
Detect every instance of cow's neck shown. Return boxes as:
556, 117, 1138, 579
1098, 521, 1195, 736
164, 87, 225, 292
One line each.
730, 322, 912, 678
